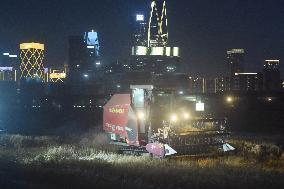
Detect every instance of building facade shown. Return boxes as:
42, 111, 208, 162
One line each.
231, 73, 263, 92
68, 30, 101, 84
227, 49, 245, 77
130, 0, 181, 74
132, 14, 148, 47
263, 60, 281, 92
19, 43, 45, 81
0, 52, 19, 82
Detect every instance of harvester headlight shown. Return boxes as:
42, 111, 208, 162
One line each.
183, 112, 190, 120
226, 96, 233, 103
137, 112, 145, 119
170, 114, 178, 122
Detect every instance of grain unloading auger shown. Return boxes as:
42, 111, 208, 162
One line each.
103, 85, 235, 158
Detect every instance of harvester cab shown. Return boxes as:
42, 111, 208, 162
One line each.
103, 85, 176, 157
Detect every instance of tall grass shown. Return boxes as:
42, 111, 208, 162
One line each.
0, 133, 284, 189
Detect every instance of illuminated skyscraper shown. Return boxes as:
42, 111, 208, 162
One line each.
84, 30, 100, 57
19, 43, 45, 81
263, 59, 281, 91
84, 30, 101, 71
130, 0, 181, 74
227, 49, 245, 76
148, 0, 168, 47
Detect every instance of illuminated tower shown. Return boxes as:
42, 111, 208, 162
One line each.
20, 43, 45, 81
148, 0, 168, 47
130, 0, 180, 74
84, 30, 101, 69
84, 30, 100, 57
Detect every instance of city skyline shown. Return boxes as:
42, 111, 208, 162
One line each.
0, 0, 284, 77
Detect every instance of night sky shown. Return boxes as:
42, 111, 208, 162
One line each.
0, 0, 284, 77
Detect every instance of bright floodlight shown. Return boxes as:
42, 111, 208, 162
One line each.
183, 112, 190, 120
226, 96, 233, 103
170, 114, 178, 122
137, 112, 145, 119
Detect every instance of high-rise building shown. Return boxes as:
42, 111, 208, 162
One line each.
231, 73, 263, 92
68, 30, 101, 84
132, 14, 148, 47
68, 35, 86, 73
130, 0, 181, 74
148, 0, 168, 47
227, 49, 245, 77
263, 59, 281, 91
1, 52, 19, 67
0, 52, 19, 82
84, 30, 101, 70
19, 43, 45, 81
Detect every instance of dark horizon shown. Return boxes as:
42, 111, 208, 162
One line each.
0, 0, 284, 77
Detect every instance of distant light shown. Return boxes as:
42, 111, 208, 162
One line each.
44, 68, 49, 74
0, 67, 13, 71
117, 85, 121, 88
196, 102, 205, 112
83, 74, 89, 78
235, 73, 257, 76
76, 65, 80, 68
9, 55, 18, 58
20, 43, 44, 50
96, 61, 101, 65
136, 14, 144, 21
267, 97, 272, 102
87, 45, 95, 49
227, 49, 245, 54
3, 53, 9, 56
179, 91, 184, 95
265, 60, 279, 62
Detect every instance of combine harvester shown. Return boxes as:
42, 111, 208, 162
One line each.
103, 85, 234, 158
